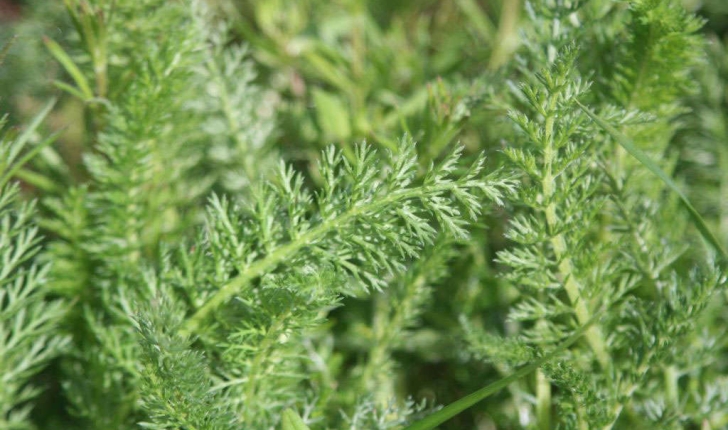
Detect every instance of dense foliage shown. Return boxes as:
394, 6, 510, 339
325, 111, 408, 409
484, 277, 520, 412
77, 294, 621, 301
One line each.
2, 0, 728, 429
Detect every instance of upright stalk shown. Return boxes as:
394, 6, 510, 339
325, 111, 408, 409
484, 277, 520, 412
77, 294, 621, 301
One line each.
542, 101, 611, 369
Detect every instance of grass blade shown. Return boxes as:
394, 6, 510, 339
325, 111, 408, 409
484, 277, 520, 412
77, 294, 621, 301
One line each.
575, 100, 728, 263
52, 80, 89, 100
403, 316, 597, 430
43, 37, 93, 100
0, 99, 59, 189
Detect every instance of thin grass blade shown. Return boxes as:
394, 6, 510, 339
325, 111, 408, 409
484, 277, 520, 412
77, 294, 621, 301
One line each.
43, 37, 93, 100
0, 99, 59, 189
403, 316, 597, 430
575, 100, 728, 263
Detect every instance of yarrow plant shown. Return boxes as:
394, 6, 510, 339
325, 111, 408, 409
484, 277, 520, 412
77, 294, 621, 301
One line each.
1, 0, 727, 429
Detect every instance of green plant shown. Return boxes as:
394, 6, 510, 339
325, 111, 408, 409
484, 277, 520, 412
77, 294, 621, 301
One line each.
0, 73, 68, 428
1, 0, 727, 429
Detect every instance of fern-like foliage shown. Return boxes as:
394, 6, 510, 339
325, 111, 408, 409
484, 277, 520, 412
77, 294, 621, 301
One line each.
38, 0, 278, 427
463, 1, 728, 428
191, 37, 278, 193
0, 185, 67, 429
23, 7, 517, 426
0, 114, 68, 429
181, 138, 514, 332
5, 0, 728, 429
134, 283, 237, 430
142, 137, 515, 428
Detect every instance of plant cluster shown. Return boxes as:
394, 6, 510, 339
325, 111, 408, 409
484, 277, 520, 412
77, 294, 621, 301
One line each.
1, 0, 728, 429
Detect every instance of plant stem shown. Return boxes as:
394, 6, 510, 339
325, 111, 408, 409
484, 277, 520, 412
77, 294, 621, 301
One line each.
488, 0, 521, 70
536, 369, 551, 430
243, 312, 288, 423
359, 266, 430, 402
542, 103, 611, 369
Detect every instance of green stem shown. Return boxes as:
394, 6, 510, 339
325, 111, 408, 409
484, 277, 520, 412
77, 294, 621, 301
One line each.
541, 103, 611, 369
546, 217, 610, 368
488, 0, 521, 70
359, 295, 394, 401
243, 312, 289, 422
536, 369, 551, 430
359, 267, 429, 400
